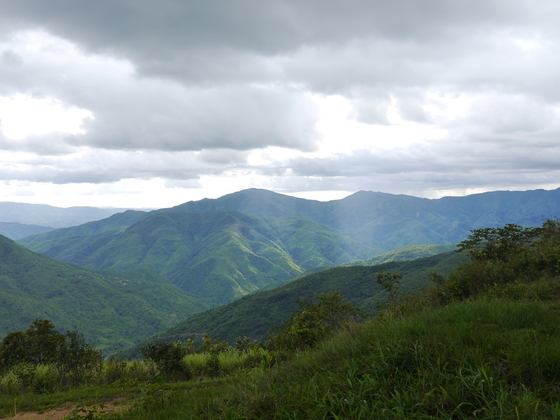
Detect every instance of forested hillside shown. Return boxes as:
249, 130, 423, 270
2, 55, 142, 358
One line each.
20, 211, 376, 304
130, 250, 466, 350
0, 234, 209, 353
160, 188, 560, 250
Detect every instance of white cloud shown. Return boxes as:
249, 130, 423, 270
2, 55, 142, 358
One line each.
0, 1, 560, 207
0, 94, 93, 140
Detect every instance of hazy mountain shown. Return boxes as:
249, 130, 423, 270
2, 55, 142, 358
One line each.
0, 202, 130, 228
0, 222, 55, 240
21, 188, 560, 251
0, 234, 209, 353
161, 188, 560, 251
20, 209, 149, 244
21, 211, 377, 304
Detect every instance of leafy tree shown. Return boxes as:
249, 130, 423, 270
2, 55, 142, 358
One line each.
198, 333, 230, 355
456, 223, 541, 263
25, 319, 66, 366
0, 320, 101, 379
0, 330, 27, 369
0, 319, 65, 369
376, 271, 402, 301
266, 291, 367, 351
447, 219, 560, 298
140, 341, 191, 377
58, 330, 103, 384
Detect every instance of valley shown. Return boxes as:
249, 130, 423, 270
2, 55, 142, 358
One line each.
2, 187, 560, 351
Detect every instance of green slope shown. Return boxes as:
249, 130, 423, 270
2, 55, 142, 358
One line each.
21, 211, 376, 304
0, 234, 210, 354
117, 296, 560, 419
342, 243, 456, 267
132, 250, 466, 350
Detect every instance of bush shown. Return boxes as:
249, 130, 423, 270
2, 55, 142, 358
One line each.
266, 291, 368, 352
0, 320, 102, 388
0, 370, 21, 395
140, 341, 191, 379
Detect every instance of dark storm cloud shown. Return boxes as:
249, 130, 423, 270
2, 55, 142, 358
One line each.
1, 0, 560, 195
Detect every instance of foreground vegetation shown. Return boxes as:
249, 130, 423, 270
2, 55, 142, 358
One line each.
2, 219, 560, 418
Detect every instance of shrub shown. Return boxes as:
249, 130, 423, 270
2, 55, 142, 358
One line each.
266, 291, 368, 352
0, 370, 21, 395
140, 341, 191, 379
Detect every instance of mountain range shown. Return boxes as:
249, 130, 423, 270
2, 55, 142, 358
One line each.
3, 187, 560, 353
17, 188, 560, 304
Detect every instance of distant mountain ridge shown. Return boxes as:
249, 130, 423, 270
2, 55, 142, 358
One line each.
17, 187, 560, 305
161, 188, 560, 250
0, 202, 131, 228
0, 222, 55, 240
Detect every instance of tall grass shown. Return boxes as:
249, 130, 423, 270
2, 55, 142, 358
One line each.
114, 297, 560, 419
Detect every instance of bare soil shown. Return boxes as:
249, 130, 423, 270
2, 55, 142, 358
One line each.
8, 400, 128, 420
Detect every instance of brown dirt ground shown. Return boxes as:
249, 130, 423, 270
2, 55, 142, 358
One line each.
7, 400, 129, 420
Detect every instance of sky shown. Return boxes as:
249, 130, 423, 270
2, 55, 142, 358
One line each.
1, 0, 560, 209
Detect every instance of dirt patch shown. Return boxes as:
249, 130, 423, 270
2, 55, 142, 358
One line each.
9, 400, 129, 420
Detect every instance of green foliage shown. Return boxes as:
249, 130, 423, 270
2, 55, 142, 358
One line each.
0, 320, 102, 389
59, 331, 104, 385
198, 334, 230, 355
0, 320, 65, 369
448, 219, 560, 299
456, 223, 541, 262
266, 291, 367, 351
66, 403, 109, 419
376, 270, 402, 301
140, 341, 192, 379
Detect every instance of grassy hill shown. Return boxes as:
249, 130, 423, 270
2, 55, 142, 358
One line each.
20, 211, 377, 304
116, 295, 560, 419
131, 250, 466, 350
341, 243, 456, 267
0, 234, 210, 353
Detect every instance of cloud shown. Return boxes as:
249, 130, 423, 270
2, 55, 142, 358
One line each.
0, 30, 320, 154
1, 0, 560, 205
